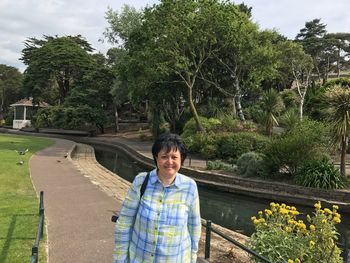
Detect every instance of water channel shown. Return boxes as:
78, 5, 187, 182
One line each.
92, 144, 350, 259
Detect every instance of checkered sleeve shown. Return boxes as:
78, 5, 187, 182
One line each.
113, 175, 143, 263
188, 182, 201, 263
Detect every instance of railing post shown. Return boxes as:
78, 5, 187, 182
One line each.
39, 191, 44, 238
205, 220, 212, 260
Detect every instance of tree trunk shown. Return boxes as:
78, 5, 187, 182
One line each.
299, 99, 304, 121
340, 136, 347, 177
187, 86, 205, 132
114, 104, 119, 133
234, 78, 245, 122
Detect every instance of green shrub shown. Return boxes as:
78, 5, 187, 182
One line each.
236, 152, 265, 177
33, 105, 107, 131
323, 77, 350, 89
295, 157, 345, 189
183, 132, 219, 159
181, 117, 221, 138
243, 104, 262, 123
261, 120, 330, 177
207, 160, 235, 171
280, 89, 299, 109
218, 132, 269, 160
250, 202, 343, 263
218, 115, 241, 132
279, 108, 300, 131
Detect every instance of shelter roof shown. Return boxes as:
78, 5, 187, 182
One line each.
10, 97, 50, 107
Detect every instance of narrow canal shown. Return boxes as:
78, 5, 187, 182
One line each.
93, 144, 350, 259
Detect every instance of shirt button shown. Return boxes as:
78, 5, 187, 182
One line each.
157, 212, 160, 216
151, 254, 154, 257
159, 199, 162, 203
154, 227, 157, 230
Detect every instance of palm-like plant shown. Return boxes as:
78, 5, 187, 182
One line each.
260, 89, 284, 137
324, 85, 350, 177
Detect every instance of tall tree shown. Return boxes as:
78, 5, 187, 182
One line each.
0, 65, 23, 122
277, 41, 313, 120
296, 19, 327, 83
21, 35, 94, 104
324, 86, 350, 177
260, 89, 284, 137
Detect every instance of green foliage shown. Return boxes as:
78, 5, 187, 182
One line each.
236, 152, 265, 177
279, 108, 300, 131
250, 202, 343, 263
0, 64, 23, 121
295, 157, 345, 189
183, 132, 219, 159
323, 77, 350, 89
181, 117, 222, 138
21, 35, 94, 105
280, 89, 299, 109
218, 132, 269, 160
206, 160, 235, 171
33, 105, 107, 131
259, 89, 285, 136
262, 120, 330, 177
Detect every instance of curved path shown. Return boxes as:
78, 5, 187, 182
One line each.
30, 139, 118, 263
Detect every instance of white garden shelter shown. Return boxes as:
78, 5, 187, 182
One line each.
10, 98, 49, 129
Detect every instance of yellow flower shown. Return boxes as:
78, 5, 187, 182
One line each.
288, 259, 294, 263
333, 217, 341, 224
309, 224, 316, 231
291, 206, 297, 211
332, 205, 339, 210
314, 202, 321, 210
324, 208, 332, 215
264, 209, 272, 215
259, 218, 265, 223
322, 219, 327, 224
333, 212, 341, 218
253, 219, 260, 225
285, 226, 292, 232
298, 223, 306, 230
290, 210, 299, 216
270, 202, 276, 207
258, 211, 263, 216
251, 216, 257, 221
279, 208, 288, 215
309, 240, 315, 248
295, 259, 301, 263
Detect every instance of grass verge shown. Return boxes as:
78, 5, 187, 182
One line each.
0, 134, 54, 263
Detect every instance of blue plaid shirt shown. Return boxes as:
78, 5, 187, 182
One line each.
114, 169, 201, 263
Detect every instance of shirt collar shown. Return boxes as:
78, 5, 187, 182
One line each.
149, 168, 181, 188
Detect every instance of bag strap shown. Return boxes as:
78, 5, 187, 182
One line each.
111, 172, 150, 223
140, 172, 150, 200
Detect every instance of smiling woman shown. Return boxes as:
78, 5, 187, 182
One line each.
114, 133, 202, 263
0, 134, 53, 263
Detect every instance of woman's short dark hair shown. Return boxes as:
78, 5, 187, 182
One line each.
152, 133, 187, 166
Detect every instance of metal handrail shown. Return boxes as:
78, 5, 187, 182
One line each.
30, 191, 45, 263
203, 220, 274, 263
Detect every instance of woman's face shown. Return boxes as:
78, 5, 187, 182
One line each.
156, 148, 182, 180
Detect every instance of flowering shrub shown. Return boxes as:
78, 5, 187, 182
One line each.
250, 202, 342, 263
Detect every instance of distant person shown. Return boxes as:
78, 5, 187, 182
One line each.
114, 133, 201, 263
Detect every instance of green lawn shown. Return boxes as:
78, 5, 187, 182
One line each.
0, 134, 54, 263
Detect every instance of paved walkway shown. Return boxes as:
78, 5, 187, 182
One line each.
30, 139, 118, 263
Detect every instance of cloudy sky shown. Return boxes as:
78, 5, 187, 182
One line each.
1, 0, 349, 72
